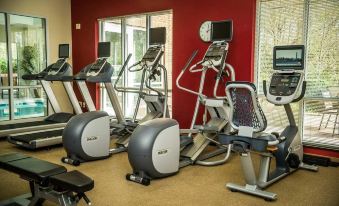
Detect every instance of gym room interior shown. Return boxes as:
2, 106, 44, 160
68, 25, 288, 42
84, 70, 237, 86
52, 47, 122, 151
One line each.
0, 0, 338, 205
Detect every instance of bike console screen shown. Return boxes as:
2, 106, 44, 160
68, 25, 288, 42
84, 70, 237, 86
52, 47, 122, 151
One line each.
273, 45, 304, 70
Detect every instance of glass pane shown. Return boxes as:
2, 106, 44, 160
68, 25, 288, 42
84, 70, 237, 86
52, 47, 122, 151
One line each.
150, 12, 173, 116
100, 19, 123, 117
9, 15, 47, 119
0, 13, 8, 87
256, 0, 304, 137
101, 89, 124, 117
102, 19, 122, 77
125, 16, 147, 119
257, 0, 304, 94
13, 87, 47, 119
0, 89, 10, 121
259, 96, 300, 133
304, 99, 339, 140
305, 0, 339, 97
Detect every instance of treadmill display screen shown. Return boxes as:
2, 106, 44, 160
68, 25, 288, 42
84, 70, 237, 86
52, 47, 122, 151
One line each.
98, 42, 111, 58
273, 45, 304, 70
89, 59, 106, 73
59, 44, 69, 58
211, 20, 233, 42
51, 59, 65, 70
149, 27, 166, 45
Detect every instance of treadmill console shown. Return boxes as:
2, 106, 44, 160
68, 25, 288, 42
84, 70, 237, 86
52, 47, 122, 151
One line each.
203, 42, 228, 67
141, 46, 162, 67
88, 58, 107, 76
49, 59, 66, 75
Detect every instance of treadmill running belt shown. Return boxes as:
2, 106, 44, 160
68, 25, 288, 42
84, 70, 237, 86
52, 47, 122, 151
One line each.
0, 121, 55, 130
10, 129, 63, 144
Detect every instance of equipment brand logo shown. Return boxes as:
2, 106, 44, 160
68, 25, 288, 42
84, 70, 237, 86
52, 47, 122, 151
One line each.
87, 136, 98, 141
157, 149, 168, 155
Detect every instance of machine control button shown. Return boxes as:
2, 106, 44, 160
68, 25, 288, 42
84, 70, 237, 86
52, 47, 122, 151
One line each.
276, 97, 282, 101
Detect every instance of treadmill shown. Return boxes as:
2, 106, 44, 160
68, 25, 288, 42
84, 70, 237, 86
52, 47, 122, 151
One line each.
77, 42, 126, 125
0, 44, 75, 138
7, 44, 83, 149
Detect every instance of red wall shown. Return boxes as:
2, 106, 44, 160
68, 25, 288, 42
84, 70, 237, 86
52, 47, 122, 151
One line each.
70, 0, 257, 127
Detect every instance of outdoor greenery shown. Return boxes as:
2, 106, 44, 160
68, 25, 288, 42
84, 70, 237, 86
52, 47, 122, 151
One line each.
257, 0, 338, 97
20, 45, 39, 75
256, 0, 339, 139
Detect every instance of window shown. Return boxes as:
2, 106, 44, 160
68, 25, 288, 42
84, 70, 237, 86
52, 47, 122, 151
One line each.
99, 11, 173, 119
0, 13, 47, 121
256, 0, 339, 150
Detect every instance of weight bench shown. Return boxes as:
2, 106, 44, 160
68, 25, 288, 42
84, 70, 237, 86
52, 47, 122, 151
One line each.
0, 153, 94, 206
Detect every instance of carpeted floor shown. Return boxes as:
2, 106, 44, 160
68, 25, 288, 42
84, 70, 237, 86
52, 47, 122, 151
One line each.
0, 139, 338, 206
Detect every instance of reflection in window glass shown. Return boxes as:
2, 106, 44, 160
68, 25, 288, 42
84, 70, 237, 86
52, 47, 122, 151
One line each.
0, 13, 8, 87
0, 89, 10, 121
13, 87, 47, 119
9, 14, 47, 120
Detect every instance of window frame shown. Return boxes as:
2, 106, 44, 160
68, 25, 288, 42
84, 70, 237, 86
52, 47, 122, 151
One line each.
254, 0, 339, 150
98, 10, 173, 119
0, 12, 48, 123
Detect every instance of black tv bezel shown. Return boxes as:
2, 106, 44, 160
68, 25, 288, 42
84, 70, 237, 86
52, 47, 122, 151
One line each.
210, 20, 233, 42
149, 27, 166, 45
273, 45, 305, 70
59, 44, 70, 58
98, 42, 111, 58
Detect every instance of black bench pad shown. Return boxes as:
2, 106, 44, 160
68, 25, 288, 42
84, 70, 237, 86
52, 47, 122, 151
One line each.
50, 170, 94, 193
0, 153, 66, 183
0, 153, 29, 165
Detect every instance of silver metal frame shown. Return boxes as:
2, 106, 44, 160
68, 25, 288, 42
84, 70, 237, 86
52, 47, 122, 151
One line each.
176, 41, 235, 166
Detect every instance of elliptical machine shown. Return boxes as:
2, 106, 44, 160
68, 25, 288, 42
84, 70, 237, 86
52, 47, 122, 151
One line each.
112, 27, 169, 147
126, 20, 235, 185
218, 45, 318, 201
61, 28, 170, 166
61, 42, 130, 166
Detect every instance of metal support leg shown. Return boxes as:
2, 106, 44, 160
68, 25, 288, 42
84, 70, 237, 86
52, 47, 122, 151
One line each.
318, 114, 324, 130
240, 152, 257, 185
225, 152, 278, 201
333, 114, 338, 136
325, 114, 331, 128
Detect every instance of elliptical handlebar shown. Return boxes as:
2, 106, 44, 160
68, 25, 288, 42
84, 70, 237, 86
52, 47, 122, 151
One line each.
213, 63, 235, 100
114, 53, 133, 93
176, 50, 207, 98
128, 61, 143, 72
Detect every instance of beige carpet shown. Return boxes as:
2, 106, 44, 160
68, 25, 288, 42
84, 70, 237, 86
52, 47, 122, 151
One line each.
0, 139, 338, 206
